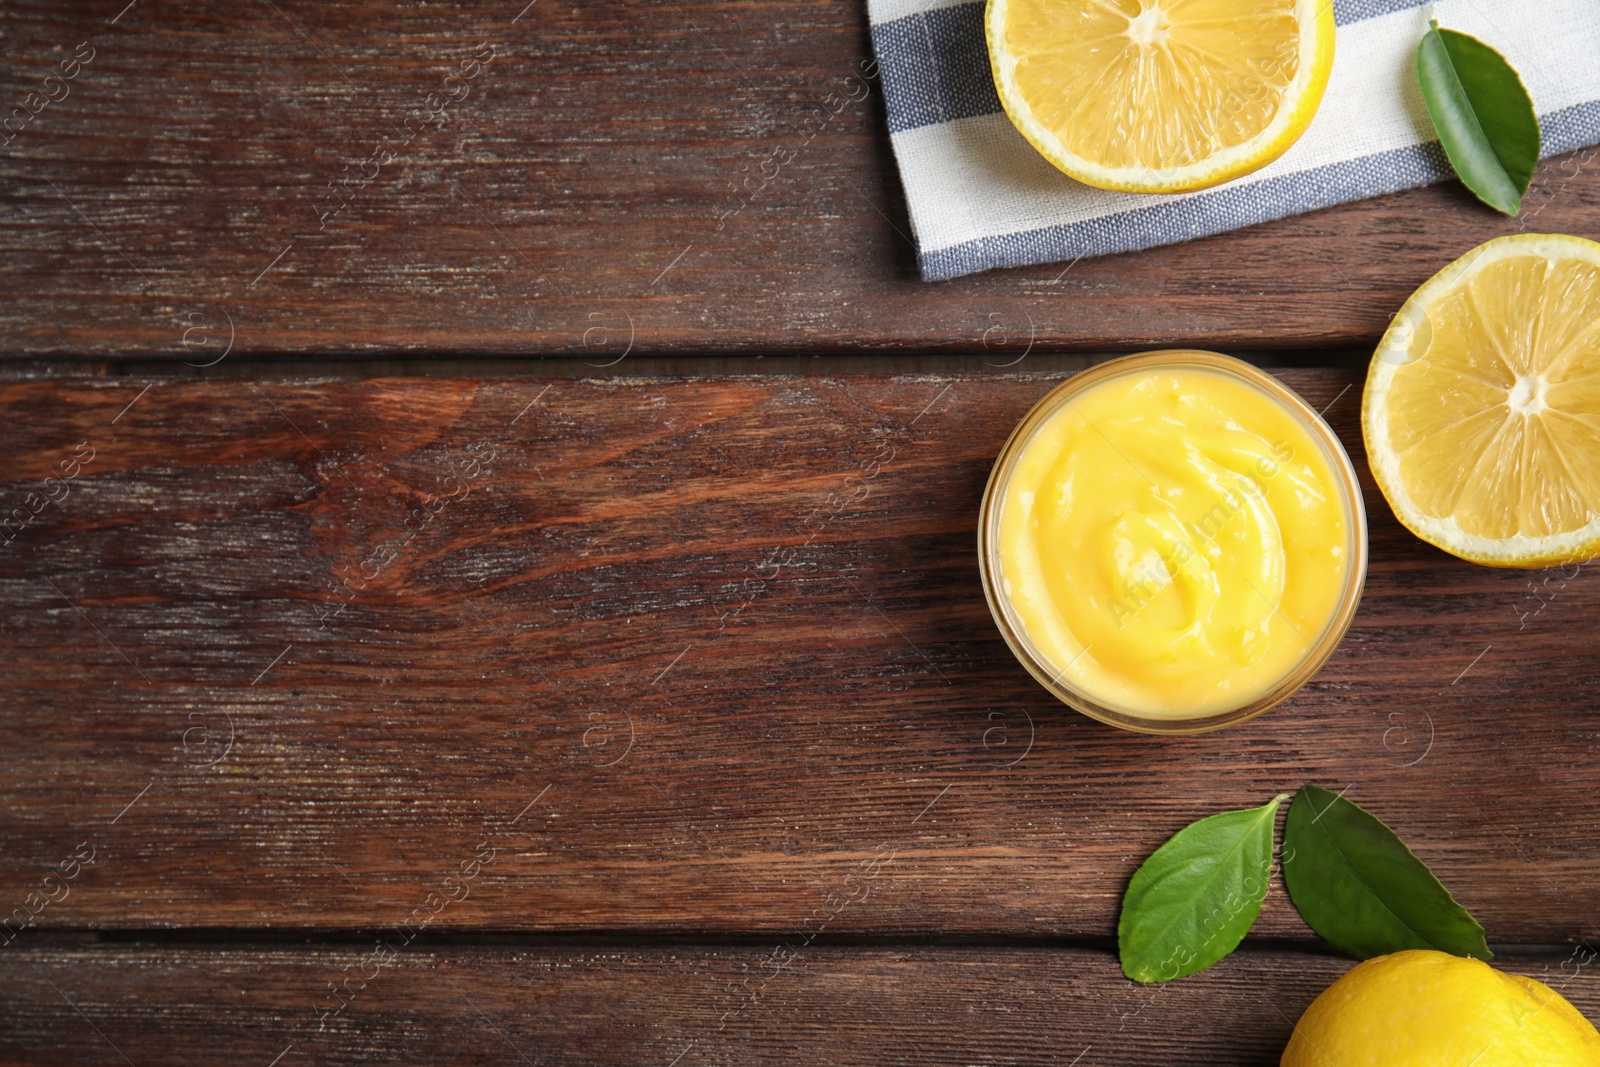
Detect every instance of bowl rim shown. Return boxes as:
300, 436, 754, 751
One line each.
977, 350, 1369, 735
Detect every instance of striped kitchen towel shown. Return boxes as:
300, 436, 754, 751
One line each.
868, 0, 1600, 281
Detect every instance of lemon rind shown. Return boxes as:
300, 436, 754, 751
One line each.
1363, 232, 1600, 569
985, 0, 1336, 194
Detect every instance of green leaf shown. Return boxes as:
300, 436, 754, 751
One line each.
1118, 794, 1286, 983
1416, 21, 1541, 215
1282, 784, 1491, 961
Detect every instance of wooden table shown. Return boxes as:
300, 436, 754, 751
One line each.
4, 3, 1600, 1063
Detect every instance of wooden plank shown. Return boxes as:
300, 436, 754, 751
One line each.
3, 942, 1596, 1064
3, 372, 1598, 940
3, 2, 1599, 357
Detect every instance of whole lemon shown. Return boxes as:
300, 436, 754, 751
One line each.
1282, 950, 1600, 1066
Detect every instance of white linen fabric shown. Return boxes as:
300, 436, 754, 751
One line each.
867, 0, 1600, 280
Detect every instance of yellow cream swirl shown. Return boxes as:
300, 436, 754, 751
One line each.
996, 367, 1348, 719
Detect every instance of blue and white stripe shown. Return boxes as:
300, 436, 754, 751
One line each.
867, 0, 1600, 281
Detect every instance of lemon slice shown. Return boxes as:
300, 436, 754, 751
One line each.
1363, 233, 1600, 568
986, 0, 1335, 193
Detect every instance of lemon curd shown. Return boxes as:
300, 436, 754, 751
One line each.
980, 352, 1366, 732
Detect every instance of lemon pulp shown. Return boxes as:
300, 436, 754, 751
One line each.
1365, 234, 1600, 567
986, 0, 1335, 192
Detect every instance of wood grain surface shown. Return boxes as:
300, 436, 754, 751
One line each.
3, 372, 1598, 944
3, 1, 1600, 358
3, 942, 1595, 1065
9, 1, 1600, 1055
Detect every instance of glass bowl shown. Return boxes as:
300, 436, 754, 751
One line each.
977, 350, 1367, 734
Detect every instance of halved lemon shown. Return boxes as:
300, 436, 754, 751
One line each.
1363, 233, 1600, 568
986, 0, 1335, 193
